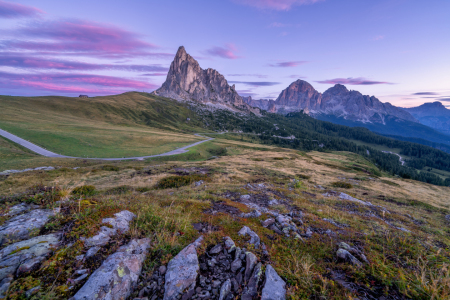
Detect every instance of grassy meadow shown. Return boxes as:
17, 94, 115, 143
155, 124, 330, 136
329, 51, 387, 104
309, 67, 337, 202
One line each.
0, 93, 204, 158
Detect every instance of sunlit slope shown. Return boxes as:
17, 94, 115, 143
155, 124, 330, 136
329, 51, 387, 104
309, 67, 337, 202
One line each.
0, 92, 205, 158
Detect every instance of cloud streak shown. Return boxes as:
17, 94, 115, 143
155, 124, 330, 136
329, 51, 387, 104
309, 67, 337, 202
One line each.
316, 77, 394, 85
2, 19, 164, 58
0, 0, 43, 18
269, 61, 308, 67
204, 44, 240, 59
229, 81, 280, 87
0, 71, 156, 94
232, 0, 323, 11
0, 54, 168, 72
412, 92, 440, 96
228, 73, 268, 78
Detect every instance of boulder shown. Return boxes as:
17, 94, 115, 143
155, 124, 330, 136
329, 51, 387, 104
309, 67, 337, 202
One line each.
261, 265, 286, 300
164, 243, 200, 300
242, 262, 262, 300
71, 238, 150, 300
0, 209, 54, 245
0, 233, 60, 298
336, 249, 362, 267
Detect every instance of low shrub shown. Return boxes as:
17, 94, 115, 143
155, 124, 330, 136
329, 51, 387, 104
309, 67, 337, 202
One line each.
296, 173, 311, 180
101, 165, 120, 171
208, 147, 227, 156
105, 185, 133, 194
72, 185, 96, 196
155, 174, 209, 189
331, 181, 353, 189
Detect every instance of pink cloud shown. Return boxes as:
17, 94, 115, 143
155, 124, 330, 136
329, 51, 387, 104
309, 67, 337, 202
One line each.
371, 35, 385, 41
0, 71, 157, 95
316, 77, 394, 85
0, 0, 43, 18
269, 61, 308, 67
0, 54, 169, 72
205, 44, 241, 59
232, 0, 323, 11
3, 19, 162, 58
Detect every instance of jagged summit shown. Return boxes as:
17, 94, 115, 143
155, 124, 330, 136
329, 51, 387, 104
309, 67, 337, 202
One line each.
247, 79, 417, 124
154, 46, 254, 112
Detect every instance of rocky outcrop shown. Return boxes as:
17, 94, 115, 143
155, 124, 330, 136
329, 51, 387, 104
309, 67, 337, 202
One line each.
164, 239, 202, 300
270, 80, 417, 124
0, 234, 60, 298
242, 96, 276, 112
71, 238, 150, 300
0, 209, 54, 245
154, 46, 255, 113
261, 265, 286, 300
82, 210, 135, 248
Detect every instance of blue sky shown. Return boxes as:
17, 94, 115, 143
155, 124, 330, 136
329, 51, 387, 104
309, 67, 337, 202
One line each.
0, 0, 449, 107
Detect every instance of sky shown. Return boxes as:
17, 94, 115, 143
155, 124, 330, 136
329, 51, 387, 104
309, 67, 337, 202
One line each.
0, 0, 449, 108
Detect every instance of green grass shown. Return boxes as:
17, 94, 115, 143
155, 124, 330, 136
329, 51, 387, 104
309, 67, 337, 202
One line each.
0, 92, 207, 158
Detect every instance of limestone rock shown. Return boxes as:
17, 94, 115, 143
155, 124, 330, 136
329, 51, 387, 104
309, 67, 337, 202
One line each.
241, 262, 262, 300
164, 244, 200, 300
261, 265, 286, 300
0, 233, 60, 298
154, 46, 254, 113
71, 238, 150, 300
238, 226, 260, 248
0, 209, 54, 245
270, 79, 417, 124
336, 249, 362, 267
83, 210, 136, 247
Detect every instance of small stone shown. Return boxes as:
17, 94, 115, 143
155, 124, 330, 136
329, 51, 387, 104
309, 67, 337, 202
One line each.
85, 246, 101, 258
159, 265, 167, 275
238, 226, 260, 249
241, 263, 262, 300
72, 273, 88, 285
181, 288, 195, 300
224, 237, 236, 253
76, 255, 84, 261
210, 244, 222, 255
336, 249, 362, 267
261, 218, 275, 228
75, 269, 89, 275
231, 258, 242, 273
219, 279, 231, 300
244, 252, 257, 282
240, 195, 251, 201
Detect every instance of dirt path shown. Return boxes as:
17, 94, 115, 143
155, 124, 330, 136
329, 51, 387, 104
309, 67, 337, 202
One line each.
0, 128, 214, 161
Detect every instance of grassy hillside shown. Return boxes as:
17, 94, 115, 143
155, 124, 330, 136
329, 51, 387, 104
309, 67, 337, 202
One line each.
1, 139, 449, 299
0, 93, 205, 158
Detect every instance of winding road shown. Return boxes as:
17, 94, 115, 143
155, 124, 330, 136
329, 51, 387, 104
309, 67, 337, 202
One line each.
0, 128, 214, 161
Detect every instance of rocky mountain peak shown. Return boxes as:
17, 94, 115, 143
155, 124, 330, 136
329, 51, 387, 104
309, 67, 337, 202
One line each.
154, 46, 254, 113
323, 84, 349, 95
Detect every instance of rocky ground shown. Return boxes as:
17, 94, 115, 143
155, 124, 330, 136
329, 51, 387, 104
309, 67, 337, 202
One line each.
0, 146, 449, 299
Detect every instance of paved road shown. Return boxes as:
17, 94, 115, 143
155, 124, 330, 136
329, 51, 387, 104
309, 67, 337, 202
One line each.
382, 150, 405, 166
0, 128, 214, 161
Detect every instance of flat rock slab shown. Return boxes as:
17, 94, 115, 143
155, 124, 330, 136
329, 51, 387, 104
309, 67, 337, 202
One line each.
71, 238, 150, 300
164, 244, 200, 300
0, 234, 60, 298
0, 209, 54, 245
261, 265, 286, 300
83, 210, 136, 247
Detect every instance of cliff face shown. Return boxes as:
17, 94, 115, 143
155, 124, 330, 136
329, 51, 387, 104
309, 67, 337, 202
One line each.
154, 46, 251, 111
271, 80, 417, 124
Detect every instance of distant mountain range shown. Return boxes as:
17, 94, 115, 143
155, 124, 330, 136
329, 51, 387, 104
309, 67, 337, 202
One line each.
154, 46, 450, 146
403, 102, 450, 135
